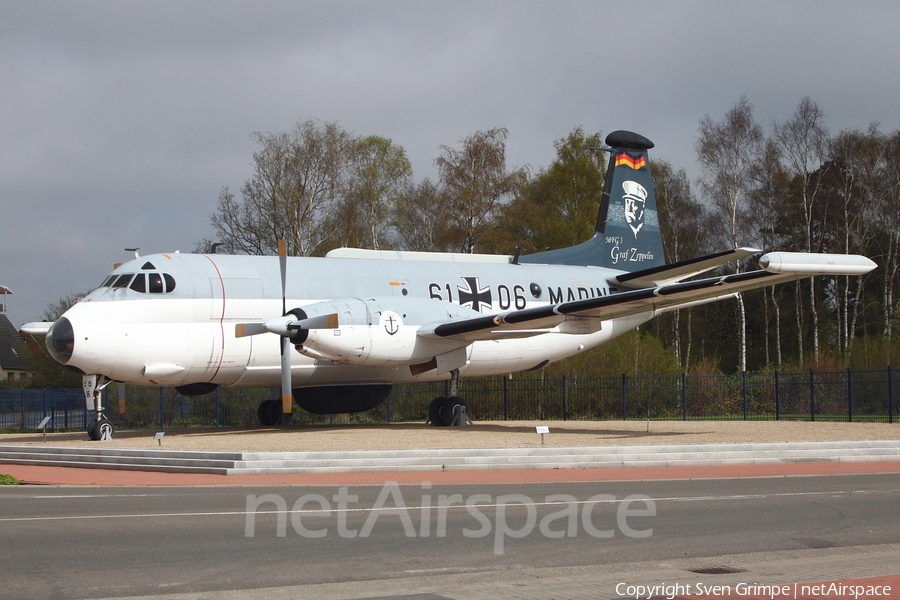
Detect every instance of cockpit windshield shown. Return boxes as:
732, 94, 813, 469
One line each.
97, 261, 176, 295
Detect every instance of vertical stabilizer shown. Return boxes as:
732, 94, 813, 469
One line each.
519, 130, 666, 271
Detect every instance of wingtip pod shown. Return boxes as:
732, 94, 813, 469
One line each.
759, 252, 877, 276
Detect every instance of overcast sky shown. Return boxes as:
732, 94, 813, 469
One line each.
2, 1, 899, 329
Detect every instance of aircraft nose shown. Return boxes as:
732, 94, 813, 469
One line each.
46, 317, 75, 364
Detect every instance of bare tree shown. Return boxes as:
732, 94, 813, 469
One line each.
877, 129, 900, 340
826, 126, 884, 354
392, 179, 447, 251
210, 119, 353, 257
774, 97, 830, 363
653, 158, 706, 369
695, 96, 763, 372
747, 138, 789, 366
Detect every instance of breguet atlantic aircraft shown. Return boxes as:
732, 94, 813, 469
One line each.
23, 130, 875, 440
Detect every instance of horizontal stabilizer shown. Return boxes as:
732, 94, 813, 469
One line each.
613, 247, 761, 288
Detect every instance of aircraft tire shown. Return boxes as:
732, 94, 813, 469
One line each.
429, 397, 447, 426
265, 400, 282, 427
95, 418, 114, 440
257, 401, 271, 426
87, 419, 99, 441
439, 396, 465, 427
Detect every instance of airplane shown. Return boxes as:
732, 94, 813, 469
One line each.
21, 130, 876, 440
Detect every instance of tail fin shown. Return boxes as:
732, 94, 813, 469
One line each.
519, 130, 666, 271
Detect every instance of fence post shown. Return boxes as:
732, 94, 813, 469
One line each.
622, 374, 627, 420
809, 370, 815, 422
159, 387, 165, 430
63, 389, 70, 429
503, 376, 508, 421
386, 393, 392, 424
847, 368, 852, 422
215, 387, 221, 427
888, 366, 894, 424
775, 371, 780, 421
742, 371, 748, 421
562, 375, 568, 421
682, 372, 687, 421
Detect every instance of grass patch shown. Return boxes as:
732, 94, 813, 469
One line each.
0, 474, 19, 485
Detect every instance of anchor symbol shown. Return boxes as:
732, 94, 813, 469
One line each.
384, 314, 399, 336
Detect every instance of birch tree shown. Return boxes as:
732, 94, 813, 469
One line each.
695, 96, 763, 373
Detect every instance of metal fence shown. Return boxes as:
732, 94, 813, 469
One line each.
1, 368, 896, 432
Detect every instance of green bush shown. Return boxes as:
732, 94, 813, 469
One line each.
0, 474, 19, 485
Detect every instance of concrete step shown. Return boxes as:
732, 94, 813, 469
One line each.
2, 441, 899, 475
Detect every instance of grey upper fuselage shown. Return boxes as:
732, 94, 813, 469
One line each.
87, 250, 626, 314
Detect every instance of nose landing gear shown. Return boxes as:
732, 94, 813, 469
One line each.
83, 375, 115, 441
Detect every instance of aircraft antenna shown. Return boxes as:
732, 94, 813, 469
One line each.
582, 145, 613, 154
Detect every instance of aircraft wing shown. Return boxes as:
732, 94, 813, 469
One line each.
19, 322, 52, 335
419, 252, 876, 342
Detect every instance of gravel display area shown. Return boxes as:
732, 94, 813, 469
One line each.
2, 420, 898, 452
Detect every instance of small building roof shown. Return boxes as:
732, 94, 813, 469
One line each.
0, 313, 30, 371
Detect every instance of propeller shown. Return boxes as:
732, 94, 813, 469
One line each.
233, 239, 339, 424
278, 239, 291, 423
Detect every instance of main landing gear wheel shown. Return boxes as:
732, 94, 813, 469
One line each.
439, 396, 466, 426
428, 397, 447, 426
429, 396, 467, 426
87, 417, 114, 441
258, 399, 286, 426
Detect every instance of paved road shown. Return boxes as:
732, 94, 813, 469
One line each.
1, 474, 899, 599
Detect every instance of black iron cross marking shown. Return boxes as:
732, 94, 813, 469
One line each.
457, 277, 492, 312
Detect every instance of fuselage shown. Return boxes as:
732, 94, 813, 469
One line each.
47, 251, 651, 388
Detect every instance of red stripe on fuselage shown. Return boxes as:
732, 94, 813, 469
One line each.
201, 254, 227, 383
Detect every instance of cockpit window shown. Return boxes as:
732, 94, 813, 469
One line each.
112, 274, 133, 288
130, 274, 147, 293
149, 273, 163, 293
103, 271, 176, 295
141, 261, 156, 270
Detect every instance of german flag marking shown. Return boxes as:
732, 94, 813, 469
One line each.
615, 152, 646, 170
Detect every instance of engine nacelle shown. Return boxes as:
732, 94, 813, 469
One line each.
290, 297, 473, 367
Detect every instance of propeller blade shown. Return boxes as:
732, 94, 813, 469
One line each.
277, 239, 292, 419
234, 323, 268, 338
278, 239, 287, 316
288, 313, 340, 331
280, 335, 293, 417
236, 312, 339, 339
